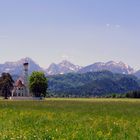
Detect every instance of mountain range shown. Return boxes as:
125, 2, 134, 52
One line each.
0, 57, 140, 78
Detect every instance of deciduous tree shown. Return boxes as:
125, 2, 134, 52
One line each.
29, 71, 48, 97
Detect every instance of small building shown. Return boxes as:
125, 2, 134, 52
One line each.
12, 79, 26, 96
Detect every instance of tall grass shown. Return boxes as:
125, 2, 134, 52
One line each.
0, 98, 139, 139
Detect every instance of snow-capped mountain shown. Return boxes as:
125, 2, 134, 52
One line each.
0, 57, 44, 76
46, 60, 82, 75
78, 61, 134, 74
0, 58, 137, 77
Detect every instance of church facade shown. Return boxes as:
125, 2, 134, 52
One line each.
12, 79, 26, 96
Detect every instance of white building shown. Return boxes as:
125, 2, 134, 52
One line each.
12, 79, 26, 96
11, 62, 29, 97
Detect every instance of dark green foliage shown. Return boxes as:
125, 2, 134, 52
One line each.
126, 91, 140, 98
48, 71, 140, 97
0, 73, 14, 99
112, 94, 116, 98
29, 71, 48, 97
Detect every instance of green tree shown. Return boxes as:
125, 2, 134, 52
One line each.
112, 93, 116, 98
0, 73, 14, 99
29, 71, 48, 97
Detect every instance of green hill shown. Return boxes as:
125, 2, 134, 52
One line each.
47, 71, 140, 97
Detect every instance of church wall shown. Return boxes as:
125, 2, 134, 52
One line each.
13, 86, 26, 96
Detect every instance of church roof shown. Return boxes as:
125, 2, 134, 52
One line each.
15, 79, 25, 87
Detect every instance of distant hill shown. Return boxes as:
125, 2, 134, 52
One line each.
47, 71, 140, 97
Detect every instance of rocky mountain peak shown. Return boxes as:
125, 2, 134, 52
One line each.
78, 61, 134, 75
46, 60, 82, 75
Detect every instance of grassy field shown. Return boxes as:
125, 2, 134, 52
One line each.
0, 98, 140, 140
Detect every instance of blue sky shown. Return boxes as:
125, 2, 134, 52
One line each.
0, 0, 140, 69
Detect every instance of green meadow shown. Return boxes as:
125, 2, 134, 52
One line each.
0, 98, 140, 140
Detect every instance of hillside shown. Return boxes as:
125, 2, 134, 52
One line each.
47, 71, 140, 97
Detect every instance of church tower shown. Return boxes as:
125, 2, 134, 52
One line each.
23, 62, 29, 96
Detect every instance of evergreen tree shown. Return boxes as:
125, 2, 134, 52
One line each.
0, 73, 14, 99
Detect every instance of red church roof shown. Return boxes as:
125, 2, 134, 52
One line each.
15, 80, 25, 87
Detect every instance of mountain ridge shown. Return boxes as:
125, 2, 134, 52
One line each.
46, 60, 82, 75
78, 61, 134, 75
0, 57, 139, 78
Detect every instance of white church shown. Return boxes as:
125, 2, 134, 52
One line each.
11, 62, 30, 97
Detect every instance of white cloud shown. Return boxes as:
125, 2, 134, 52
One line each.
106, 23, 110, 28
115, 24, 121, 28
106, 23, 121, 29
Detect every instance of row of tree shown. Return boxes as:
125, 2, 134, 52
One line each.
126, 91, 140, 98
103, 91, 140, 98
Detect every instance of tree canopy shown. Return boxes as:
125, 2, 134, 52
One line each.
0, 73, 14, 99
29, 71, 48, 97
